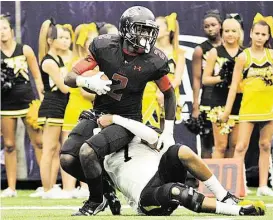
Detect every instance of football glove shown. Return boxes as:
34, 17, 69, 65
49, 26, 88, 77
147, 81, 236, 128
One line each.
76, 72, 112, 95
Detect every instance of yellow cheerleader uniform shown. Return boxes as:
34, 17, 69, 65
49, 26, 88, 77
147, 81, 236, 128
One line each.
142, 48, 181, 128
62, 58, 93, 131
239, 48, 273, 122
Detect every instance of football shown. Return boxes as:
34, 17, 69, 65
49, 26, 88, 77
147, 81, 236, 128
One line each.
81, 70, 109, 94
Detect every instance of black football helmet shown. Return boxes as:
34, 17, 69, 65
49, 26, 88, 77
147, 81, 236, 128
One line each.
119, 6, 159, 53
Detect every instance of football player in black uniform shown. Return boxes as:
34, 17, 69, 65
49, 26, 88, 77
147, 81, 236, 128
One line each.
60, 6, 176, 216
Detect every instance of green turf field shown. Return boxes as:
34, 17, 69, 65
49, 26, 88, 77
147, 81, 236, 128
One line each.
1, 188, 273, 220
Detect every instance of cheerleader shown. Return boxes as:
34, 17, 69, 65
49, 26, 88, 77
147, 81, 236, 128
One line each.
37, 19, 70, 198
220, 13, 273, 196
61, 23, 98, 198
96, 22, 118, 35
203, 17, 244, 158
0, 15, 43, 197
142, 13, 185, 129
191, 10, 222, 158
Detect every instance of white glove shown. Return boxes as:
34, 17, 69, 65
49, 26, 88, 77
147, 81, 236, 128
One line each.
156, 120, 175, 152
76, 72, 112, 95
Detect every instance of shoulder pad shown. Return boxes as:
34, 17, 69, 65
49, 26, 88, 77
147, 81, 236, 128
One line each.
91, 34, 121, 50
148, 47, 168, 70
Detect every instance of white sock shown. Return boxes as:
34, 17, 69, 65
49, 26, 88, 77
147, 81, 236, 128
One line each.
216, 201, 241, 215
203, 175, 227, 201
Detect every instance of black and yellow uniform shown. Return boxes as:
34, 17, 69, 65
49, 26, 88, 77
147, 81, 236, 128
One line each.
1, 43, 36, 118
38, 54, 69, 126
239, 48, 273, 122
199, 40, 214, 109
210, 45, 243, 116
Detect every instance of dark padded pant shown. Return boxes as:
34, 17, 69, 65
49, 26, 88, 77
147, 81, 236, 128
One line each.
139, 144, 188, 216
60, 119, 134, 158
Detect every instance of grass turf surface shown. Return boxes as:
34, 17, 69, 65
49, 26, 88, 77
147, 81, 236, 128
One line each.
1, 188, 273, 220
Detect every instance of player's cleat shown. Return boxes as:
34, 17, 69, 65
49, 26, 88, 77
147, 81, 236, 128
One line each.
239, 204, 265, 216
103, 176, 121, 215
104, 190, 121, 215
221, 191, 241, 205
72, 196, 108, 216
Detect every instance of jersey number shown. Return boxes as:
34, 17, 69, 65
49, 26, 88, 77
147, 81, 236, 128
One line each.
108, 73, 128, 101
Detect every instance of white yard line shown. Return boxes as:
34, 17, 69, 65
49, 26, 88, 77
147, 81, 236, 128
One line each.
1, 204, 273, 210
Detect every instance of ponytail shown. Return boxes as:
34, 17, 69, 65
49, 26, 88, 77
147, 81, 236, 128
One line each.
38, 20, 51, 63
38, 19, 59, 63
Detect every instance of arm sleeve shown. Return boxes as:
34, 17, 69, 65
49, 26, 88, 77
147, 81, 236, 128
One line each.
162, 87, 176, 120
72, 54, 98, 75
155, 75, 172, 92
112, 115, 158, 144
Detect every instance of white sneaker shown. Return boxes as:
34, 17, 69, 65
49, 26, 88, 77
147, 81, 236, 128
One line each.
58, 190, 74, 199
0, 188, 17, 198
42, 188, 61, 199
72, 186, 80, 198
52, 184, 62, 192
246, 186, 253, 195
74, 186, 89, 198
42, 188, 74, 199
257, 186, 273, 196
29, 186, 44, 198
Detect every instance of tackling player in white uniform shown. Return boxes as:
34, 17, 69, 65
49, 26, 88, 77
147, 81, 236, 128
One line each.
96, 113, 265, 216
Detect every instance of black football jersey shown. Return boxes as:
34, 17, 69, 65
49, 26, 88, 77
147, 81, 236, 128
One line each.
89, 34, 169, 121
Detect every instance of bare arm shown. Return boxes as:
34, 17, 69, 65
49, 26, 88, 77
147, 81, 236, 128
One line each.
80, 88, 96, 101
172, 48, 185, 89
98, 114, 158, 144
192, 46, 203, 117
23, 45, 44, 99
42, 59, 70, 94
202, 48, 222, 85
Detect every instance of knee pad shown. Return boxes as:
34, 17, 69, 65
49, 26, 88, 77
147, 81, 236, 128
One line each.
79, 143, 97, 160
170, 183, 205, 213
60, 154, 75, 171
140, 183, 178, 216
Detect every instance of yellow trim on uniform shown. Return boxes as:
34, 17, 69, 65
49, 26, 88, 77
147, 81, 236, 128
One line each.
200, 105, 211, 112
0, 108, 29, 118
142, 205, 161, 212
37, 117, 64, 126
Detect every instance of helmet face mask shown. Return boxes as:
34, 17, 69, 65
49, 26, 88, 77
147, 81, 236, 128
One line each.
119, 6, 159, 53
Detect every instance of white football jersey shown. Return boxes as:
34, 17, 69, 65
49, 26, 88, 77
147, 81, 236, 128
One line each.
104, 139, 162, 212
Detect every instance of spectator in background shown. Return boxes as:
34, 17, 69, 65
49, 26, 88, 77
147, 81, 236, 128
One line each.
37, 19, 70, 199
0, 14, 44, 198
142, 13, 185, 129
96, 22, 118, 35
220, 13, 273, 196
191, 10, 222, 158
60, 23, 98, 199
203, 16, 244, 158
29, 23, 77, 198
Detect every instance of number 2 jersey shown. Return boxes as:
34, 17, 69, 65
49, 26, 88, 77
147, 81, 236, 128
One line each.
88, 35, 170, 121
